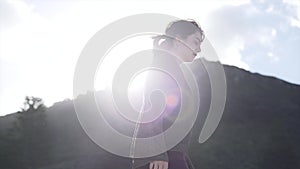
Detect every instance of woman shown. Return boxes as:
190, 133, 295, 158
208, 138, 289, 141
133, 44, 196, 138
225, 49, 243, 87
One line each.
133, 19, 205, 169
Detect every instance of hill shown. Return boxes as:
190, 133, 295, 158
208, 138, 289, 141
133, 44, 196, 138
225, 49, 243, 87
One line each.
0, 59, 299, 169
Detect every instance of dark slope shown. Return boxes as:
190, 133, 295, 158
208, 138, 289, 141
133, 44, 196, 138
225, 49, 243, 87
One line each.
1, 59, 299, 169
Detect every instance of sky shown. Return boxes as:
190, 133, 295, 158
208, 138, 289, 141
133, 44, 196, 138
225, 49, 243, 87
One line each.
0, 0, 299, 116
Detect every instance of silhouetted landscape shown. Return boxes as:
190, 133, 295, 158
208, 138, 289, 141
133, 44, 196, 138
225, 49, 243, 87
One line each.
1, 59, 299, 169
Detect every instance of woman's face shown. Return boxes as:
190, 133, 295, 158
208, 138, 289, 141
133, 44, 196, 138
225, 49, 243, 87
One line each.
176, 32, 203, 62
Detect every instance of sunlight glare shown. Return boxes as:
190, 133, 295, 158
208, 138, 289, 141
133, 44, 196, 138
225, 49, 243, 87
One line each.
94, 35, 153, 91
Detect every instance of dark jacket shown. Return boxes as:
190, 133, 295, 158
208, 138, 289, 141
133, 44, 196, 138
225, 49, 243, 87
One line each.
132, 50, 198, 169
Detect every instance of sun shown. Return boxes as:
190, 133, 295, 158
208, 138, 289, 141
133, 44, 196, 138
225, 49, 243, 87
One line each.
94, 34, 154, 91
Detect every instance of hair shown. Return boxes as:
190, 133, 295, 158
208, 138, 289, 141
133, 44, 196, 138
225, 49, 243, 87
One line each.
153, 19, 205, 49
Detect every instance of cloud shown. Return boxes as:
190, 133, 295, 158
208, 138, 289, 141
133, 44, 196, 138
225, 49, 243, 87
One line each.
0, 0, 23, 31
204, 0, 300, 84
283, 0, 300, 28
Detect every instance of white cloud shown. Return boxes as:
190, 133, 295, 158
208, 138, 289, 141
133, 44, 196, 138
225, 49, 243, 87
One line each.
271, 28, 277, 36
204, 0, 300, 85
283, 0, 300, 28
265, 5, 274, 13
290, 17, 300, 28
283, 0, 300, 16
267, 52, 279, 62
214, 35, 249, 70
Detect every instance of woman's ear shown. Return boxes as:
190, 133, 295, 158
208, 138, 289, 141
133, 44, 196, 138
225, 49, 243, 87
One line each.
173, 38, 182, 48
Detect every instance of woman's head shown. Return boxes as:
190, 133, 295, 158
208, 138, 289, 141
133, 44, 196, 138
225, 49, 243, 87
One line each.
165, 20, 204, 41
154, 19, 205, 62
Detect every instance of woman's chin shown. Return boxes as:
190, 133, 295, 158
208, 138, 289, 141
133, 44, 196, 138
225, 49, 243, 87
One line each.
186, 56, 195, 62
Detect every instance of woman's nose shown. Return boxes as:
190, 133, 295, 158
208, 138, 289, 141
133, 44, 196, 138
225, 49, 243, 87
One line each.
195, 46, 201, 53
